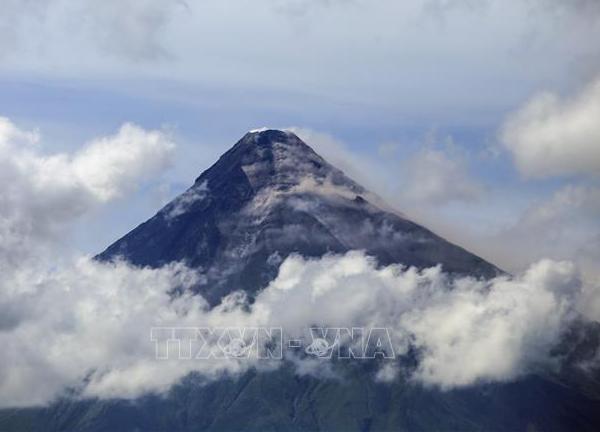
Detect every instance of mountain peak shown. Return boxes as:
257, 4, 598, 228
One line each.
194, 128, 360, 195
238, 128, 304, 151
238, 128, 307, 151
246, 127, 292, 135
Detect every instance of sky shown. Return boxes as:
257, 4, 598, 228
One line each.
1, 0, 600, 407
1, 0, 599, 276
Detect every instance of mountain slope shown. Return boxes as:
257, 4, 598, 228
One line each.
97, 129, 499, 305
2, 357, 600, 432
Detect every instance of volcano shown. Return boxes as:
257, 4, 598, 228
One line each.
97, 129, 499, 305
2, 129, 599, 432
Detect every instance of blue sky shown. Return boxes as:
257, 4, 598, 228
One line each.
1, 0, 599, 280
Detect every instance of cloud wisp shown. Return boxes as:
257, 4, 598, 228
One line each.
501, 75, 600, 178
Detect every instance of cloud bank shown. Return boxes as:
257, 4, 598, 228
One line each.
0, 116, 179, 405
0, 250, 590, 407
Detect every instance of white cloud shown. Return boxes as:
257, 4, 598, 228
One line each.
1, 250, 589, 407
258, 253, 583, 389
72, 123, 175, 201
0, 258, 204, 406
405, 259, 579, 388
0, 117, 174, 266
0, 116, 40, 145
501, 76, 600, 178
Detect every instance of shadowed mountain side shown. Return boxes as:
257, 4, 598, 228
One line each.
2, 357, 600, 432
